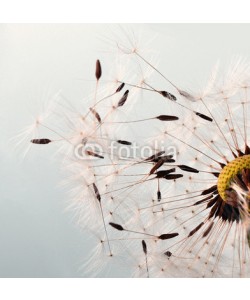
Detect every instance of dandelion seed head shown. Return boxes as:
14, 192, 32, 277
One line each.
26, 28, 250, 277
218, 155, 250, 201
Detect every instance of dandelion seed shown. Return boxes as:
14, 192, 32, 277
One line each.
178, 165, 199, 173
158, 233, 179, 240
117, 140, 132, 145
109, 222, 124, 231
159, 91, 177, 101
155, 169, 176, 178
165, 250, 172, 257
85, 150, 104, 159
188, 222, 205, 237
178, 90, 196, 102
156, 115, 179, 121
117, 90, 129, 107
145, 151, 166, 162
95, 59, 102, 81
89, 107, 102, 123
161, 174, 183, 180
93, 183, 101, 202
142, 240, 149, 277
157, 190, 161, 202
115, 82, 125, 93
195, 112, 213, 122
30, 138, 52, 144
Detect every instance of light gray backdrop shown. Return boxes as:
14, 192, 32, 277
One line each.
1, 24, 250, 277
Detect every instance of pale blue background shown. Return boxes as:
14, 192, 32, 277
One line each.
1, 24, 250, 277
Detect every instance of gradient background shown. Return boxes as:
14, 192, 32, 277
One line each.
1, 24, 250, 277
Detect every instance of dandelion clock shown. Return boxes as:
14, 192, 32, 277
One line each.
21, 25, 250, 278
